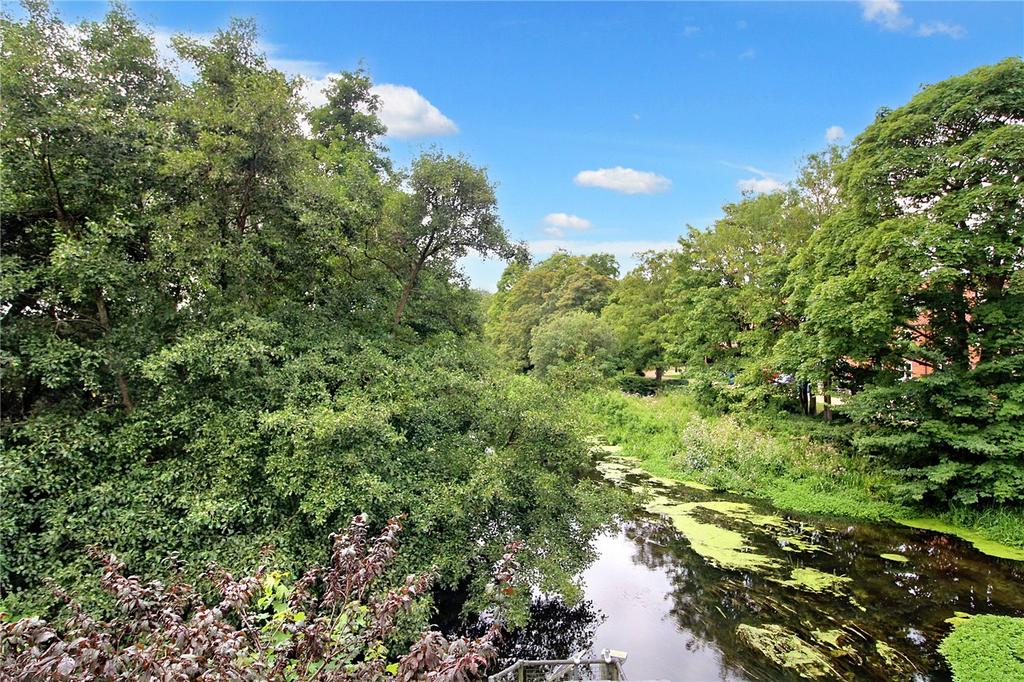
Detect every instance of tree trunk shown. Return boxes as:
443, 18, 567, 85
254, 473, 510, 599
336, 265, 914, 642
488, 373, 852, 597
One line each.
392, 283, 413, 331
655, 366, 664, 381
391, 262, 423, 334
809, 388, 817, 417
95, 291, 134, 413
799, 381, 809, 416
823, 373, 832, 423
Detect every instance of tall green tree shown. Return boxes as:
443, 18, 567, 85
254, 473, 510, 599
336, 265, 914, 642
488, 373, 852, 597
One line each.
663, 191, 813, 380
374, 152, 521, 333
601, 250, 675, 376
486, 252, 619, 370
1, 0, 176, 416
795, 58, 1024, 503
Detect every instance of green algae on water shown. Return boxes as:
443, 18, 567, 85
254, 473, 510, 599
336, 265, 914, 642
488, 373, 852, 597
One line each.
810, 628, 845, 649
770, 567, 852, 595
875, 641, 917, 676
695, 500, 786, 528
945, 611, 973, 626
879, 552, 909, 563
897, 518, 1024, 561
736, 623, 835, 678
645, 499, 781, 571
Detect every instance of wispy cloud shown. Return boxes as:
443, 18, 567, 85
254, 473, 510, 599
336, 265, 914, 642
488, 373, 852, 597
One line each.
574, 167, 672, 195
738, 177, 786, 194
916, 21, 966, 39
529, 239, 678, 259
720, 161, 781, 177
825, 125, 846, 143
858, 0, 965, 38
682, 25, 702, 38
738, 48, 756, 60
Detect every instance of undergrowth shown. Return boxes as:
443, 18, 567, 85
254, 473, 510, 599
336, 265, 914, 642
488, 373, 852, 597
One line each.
576, 387, 1024, 549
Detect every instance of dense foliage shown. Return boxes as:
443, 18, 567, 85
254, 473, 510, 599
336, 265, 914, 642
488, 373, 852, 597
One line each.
0, 515, 519, 681
485, 253, 618, 371
488, 59, 1024, 510
938, 615, 1024, 682
0, 1, 612, 622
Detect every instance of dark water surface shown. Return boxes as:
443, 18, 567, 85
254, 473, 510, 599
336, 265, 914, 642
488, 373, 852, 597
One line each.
489, 457, 1024, 681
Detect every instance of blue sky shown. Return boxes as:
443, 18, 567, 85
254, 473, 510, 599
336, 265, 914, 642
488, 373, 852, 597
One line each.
53, 1, 1024, 289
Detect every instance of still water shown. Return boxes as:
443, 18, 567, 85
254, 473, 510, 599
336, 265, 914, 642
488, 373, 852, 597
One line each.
491, 456, 1024, 681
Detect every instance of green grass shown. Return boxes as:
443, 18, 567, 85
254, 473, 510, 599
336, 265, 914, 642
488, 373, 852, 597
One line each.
939, 615, 1024, 682
575, 387, 1024, 550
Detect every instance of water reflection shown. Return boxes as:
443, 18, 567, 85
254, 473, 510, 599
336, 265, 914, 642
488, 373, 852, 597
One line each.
498, 463, 1024, 681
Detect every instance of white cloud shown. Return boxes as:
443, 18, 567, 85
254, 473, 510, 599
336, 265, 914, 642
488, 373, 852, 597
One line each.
738, 177, 786, 194
543, 213, 592, 230
736, 19, 748, 30
682, 25, 701, 38
825, 125, 846, 143
369, 83, 458, 138
299, 77, 458, 139
738, 48, 756, 60
858, 0, 965, 38
859, 0, 913, 31
574, 167, 671, 195
916, 21, 965, 39
542, 213, 592, 236
298, 73, 335, 109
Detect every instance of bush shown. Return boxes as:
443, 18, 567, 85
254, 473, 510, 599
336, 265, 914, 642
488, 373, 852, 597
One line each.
1, 332, 611, 616
0, 515, 519, 681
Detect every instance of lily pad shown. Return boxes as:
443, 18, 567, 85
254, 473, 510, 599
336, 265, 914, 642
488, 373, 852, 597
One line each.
880, 552, 909, 563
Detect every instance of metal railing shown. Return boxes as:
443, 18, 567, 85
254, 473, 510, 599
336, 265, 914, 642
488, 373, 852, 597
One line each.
488, 650, 627, 682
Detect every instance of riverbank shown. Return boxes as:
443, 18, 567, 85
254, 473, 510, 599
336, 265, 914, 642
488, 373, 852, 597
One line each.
575, 388, 1024, 553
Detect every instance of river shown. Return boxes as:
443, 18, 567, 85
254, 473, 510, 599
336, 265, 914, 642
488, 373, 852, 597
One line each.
485, 454, 1024, 681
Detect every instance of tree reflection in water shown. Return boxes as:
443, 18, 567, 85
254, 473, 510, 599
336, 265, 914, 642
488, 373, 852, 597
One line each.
463, 596, 604, 670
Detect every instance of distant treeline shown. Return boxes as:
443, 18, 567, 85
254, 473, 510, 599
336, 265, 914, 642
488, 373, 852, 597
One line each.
486, 57, 1024, 508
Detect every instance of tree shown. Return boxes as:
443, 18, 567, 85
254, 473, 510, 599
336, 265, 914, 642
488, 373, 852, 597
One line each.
601, 251, 675, 376
662, 192, 813, 387
794, 58, 1024, 503
1, 1, 176, 415
529, 311, 617, 377
1, 4, 614, 620
486, 253, 619, 370
376, 152, 522, 332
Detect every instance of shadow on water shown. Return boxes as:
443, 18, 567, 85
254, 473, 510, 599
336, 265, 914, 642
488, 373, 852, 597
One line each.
476, 457, 1024, 681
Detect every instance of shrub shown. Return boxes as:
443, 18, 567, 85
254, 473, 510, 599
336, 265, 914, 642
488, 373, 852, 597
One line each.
0, 515, 520, 681
938, 615, 1024, 682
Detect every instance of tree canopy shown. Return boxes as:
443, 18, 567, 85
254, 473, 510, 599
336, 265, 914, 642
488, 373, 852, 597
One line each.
0, 2, 612, 618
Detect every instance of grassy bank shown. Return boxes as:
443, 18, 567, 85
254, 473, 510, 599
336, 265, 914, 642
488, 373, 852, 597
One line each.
576, 388, 1024, 552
